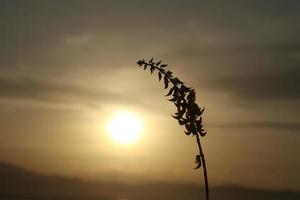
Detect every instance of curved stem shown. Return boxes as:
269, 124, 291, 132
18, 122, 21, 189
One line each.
139, 60, 209, 200
157, 65, 209, 200
196, 135, 209, 200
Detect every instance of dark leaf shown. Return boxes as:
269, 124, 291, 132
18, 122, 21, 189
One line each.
184, 131, 191, 135
173, 77, 183, 84
161, 64, 167, 68
176, 98, 183, 107
185, 123, 190, 132
195, 120, 202, 130
149, 58, 153, 63
194, 155, 201, 169
187, 90, 196, 102
200, 129, 207, 137
178, 102, 186, 110
199, 107, 205, 115
180, 85, 191, 93
137, 60, 143, 66
172, 114, 180, 120
190, 123, 197, 133
156, 60, 161, 66
150, 66, 155, 74
182, 117, 189, 124
166, 71, 173, 77
169, 91, 178, 100
164, 76, 169, 89
178, 120, 186, 126
198, 117, 203, 123
177, 108, 185, 118
165, 88, 174, 96
158, 72, 162, 81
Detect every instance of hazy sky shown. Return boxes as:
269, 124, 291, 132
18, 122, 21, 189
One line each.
0, 0, 299, 191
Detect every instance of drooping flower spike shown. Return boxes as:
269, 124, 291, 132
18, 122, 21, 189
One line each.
136, 58, 209, 200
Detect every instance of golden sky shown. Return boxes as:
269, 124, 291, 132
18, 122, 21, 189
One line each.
0, 0, 299, 191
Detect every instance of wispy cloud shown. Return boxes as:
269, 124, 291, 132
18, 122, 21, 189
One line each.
210, 121, 300, 132
206, 65, 300, 101
168, 41, 300, 103
0, 76, 140, 109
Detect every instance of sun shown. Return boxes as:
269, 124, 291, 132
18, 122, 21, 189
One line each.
107, 111, 143, 144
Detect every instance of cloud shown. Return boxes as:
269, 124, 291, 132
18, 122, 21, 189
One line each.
1, 0, 299, 113
207, 65, 300, 101
173, 42, 300, 58
0, 76, 140, 109
169, 41, 300, 103
210, 121, 300, 132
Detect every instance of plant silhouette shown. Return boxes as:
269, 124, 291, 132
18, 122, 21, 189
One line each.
137, 58, 209, 200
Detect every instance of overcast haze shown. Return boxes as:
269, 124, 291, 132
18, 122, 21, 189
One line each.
0, 0, 300, 191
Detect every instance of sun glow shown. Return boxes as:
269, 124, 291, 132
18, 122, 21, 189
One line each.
107, 111, 143, 144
